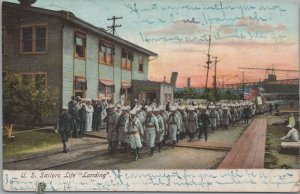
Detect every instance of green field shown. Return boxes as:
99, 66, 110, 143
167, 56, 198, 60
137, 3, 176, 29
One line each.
3, 130, 61, 158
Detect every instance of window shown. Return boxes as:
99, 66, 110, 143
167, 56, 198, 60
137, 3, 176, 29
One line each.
74, 30, 86, 58
22, 27, 33, 53
121, 82, 132, 103
20, 25, 47, 54
121, 49, 133, 70
99, 80, 114, 100
99, 43, 113, 65
36, 26, 46, 52
22, 74, 33, 85
74, 77, 87, 98
20, 73, 47, 89
35, 74, 46, 90
138, 55, 144, 72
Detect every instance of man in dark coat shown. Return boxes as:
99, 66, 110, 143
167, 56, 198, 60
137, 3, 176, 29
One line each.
68, 96, 80, 137
165, 101, 170, 112
198, 108, 210, 142
78, 102, 87, 137
92, 100, 102, 131
58, 106, 72, 153
243, 105, 251, 124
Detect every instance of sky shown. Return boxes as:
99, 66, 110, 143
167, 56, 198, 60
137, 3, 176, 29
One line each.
6, 0, 300, 88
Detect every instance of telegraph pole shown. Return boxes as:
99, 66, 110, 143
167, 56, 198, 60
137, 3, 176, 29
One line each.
212, 56, 219, 104
107, 16, 123, 35
204, 34, 212, 93
242, 71, 245, 101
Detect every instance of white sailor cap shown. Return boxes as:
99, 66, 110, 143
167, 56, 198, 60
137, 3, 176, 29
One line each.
62, 106, 68, 110
153, 108, 160, 112
170, 107, 176, 111
146, 107, 153, 112
108, 104, 115, 109
130, 110, 137, 115
121, 106, 129, 111
159, 105, 165, 110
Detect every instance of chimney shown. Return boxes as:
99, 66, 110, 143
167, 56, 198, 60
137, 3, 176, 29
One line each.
18, 0, 37, 6
187, 77, 191, 88
170, 72, 178, 86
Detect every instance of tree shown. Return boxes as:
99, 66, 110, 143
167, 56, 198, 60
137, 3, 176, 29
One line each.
3, 73, 58, 136
27, 88, 58, 125
182, 88, 200, 99
200, 89, 214, 102
3, 74, 29, 126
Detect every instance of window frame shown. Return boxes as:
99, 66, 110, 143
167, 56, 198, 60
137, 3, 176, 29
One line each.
74, 76, 87, 98
74, 29, 86, 60
20, 24, 48, 55
138, 55, 144, 73
19, 72, 48, 89
121, 48, 133, 70
99, 42, 113, 66
98, 79, 114, 100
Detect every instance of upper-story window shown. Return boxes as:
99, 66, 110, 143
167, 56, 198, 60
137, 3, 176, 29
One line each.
20, 24, 47, 54
121, 49, 133, 70
99, 43, 113, 65
138, 55, 144, 73
74, 30, 86, 59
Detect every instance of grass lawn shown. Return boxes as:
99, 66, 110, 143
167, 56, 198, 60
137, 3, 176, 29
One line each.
3, 130, 61, 159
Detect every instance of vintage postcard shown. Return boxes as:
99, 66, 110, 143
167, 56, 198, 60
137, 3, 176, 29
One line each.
1, 0, 299, 192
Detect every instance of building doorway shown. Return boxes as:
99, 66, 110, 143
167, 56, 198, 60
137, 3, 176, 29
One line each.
147, 92, 157, 105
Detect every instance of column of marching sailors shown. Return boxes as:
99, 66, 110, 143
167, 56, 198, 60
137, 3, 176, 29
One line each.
58, 96, 257, 161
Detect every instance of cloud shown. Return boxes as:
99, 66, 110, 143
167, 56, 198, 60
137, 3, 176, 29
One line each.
216, 25, 235, 34
165, 40, 297, 51
216, 19, 289, 35
144, 20, 208, 35
237, 19, 288, 33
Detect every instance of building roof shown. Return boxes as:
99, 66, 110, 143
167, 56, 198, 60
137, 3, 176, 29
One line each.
132, 79, 174, 86
3, 1, 158, 57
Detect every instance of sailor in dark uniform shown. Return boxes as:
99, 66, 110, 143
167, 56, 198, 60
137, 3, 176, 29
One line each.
58, 106, 72, 153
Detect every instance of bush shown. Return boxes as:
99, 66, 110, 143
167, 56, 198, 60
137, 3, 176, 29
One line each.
3, 73, 58, 127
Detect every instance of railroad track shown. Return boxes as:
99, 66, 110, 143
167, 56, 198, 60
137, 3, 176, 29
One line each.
4, 142, 108, 164
40, 150, 108, 170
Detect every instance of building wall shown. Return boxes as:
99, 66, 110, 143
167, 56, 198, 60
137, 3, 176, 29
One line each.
62, 25, 74, 106
160, 83, 174, 104
62, 25, 150, 106
131, 80, 173, 105
2, 7, 63, 124
2, 7, 63, 90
